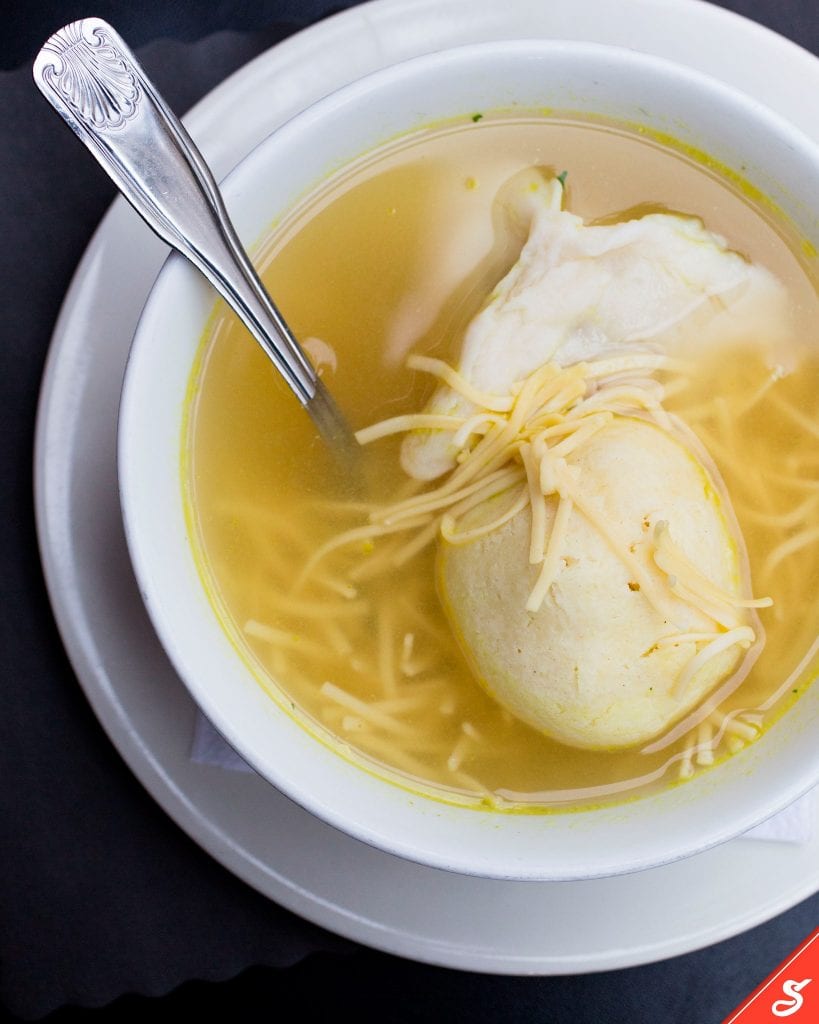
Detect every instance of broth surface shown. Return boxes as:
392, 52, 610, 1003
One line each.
188, 116, 819, 810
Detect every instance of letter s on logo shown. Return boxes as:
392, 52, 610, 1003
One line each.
771, 978, 812, 1017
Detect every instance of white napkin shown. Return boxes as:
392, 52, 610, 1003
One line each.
191, 712, 816, 844
744, 797, 816, 843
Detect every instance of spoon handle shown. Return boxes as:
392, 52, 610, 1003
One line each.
34, 18, 349, 440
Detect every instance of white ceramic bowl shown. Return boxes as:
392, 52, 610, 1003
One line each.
119, 40, 819, 881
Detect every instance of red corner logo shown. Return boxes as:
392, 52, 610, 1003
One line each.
722, 928, 819, 1023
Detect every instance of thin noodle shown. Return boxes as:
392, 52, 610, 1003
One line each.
406, 354, 514, 411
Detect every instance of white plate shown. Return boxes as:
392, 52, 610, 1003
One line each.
35, 0, 819, 973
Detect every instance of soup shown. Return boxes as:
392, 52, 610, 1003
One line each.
186, 114, 819, 811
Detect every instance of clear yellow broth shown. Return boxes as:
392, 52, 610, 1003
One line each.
186, 115, 819, 811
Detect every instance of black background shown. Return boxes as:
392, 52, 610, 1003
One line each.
1, 1, 817, 1021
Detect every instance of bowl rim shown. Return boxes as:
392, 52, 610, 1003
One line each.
119, 37, 819, 881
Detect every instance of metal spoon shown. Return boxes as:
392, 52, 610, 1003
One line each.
33, 17, 357, 459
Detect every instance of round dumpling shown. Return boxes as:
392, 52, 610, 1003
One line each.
437, 417, 749, 749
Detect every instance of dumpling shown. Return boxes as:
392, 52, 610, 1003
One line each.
402, 170, 787, 482
357, 169, 773, 750
437, 417, 751, 749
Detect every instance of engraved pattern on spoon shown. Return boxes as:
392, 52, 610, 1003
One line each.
38, 20, 140, 131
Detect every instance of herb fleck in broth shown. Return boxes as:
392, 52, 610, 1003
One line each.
187, 116, 819, 811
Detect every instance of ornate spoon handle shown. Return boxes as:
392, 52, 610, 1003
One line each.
33, 18, 354, 449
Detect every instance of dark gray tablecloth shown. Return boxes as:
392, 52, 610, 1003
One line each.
1, 1, 817, 1020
